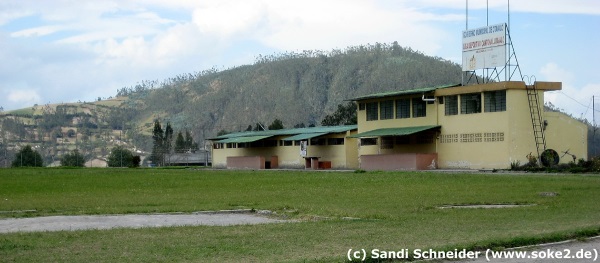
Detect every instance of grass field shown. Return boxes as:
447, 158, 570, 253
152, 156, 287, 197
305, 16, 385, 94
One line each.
1, 168, 599, 262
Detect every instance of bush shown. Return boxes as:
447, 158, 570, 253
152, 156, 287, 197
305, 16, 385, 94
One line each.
107, 146, 134, 168
525, 152, 538, 167
511, 155, 600, 173
510, 160, 521, 170
131, 156, 141, 168
60, 150, 86, 167
591, 157, 600, 172
12, 145, 43, 167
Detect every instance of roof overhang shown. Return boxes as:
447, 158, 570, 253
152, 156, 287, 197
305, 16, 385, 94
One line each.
434, 81, 561, 97
282, 133, 327, 141
348, 125, 440, 138
209, 125, 357, 142
216, 135, 273, 143
348, 84, 460, 101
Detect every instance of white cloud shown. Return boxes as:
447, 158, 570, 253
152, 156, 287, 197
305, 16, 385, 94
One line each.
189, 0, 463, 54
6, 89, 42, 107
539, 62, 574, 83
540, 62, 598, 122
406, 0, 600, 15
192, 0, 268, 38
10, 25, 65, 37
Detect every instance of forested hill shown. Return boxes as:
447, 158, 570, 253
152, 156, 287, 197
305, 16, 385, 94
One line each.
123, 42, 462, 139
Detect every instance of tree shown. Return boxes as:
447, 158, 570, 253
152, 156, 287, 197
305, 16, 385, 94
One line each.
184, 130, 194, 151
253, 123, 265, 131
149, 120, 164, 166
321, 102, 357, 126
149, 120, 175, 166
66, 129, 76, 138
0, 142, 10, 168
107, 146, 134, 167
268, 119, 284, 130
12, 145, 43, 167
60, 150, 85, 167
175, 131, 186, 153
163, 122, 174, 164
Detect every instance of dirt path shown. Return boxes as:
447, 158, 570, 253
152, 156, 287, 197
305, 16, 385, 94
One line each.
0, 212, 286, 233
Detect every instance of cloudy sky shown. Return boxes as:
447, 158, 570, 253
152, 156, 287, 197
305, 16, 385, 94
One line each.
0, 0, 599, 123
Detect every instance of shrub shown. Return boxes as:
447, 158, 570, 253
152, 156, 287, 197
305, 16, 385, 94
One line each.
12, 145, 43, 167
591, 157, 600, 172
526, 152, 538, 167
107, 146, 134, 167
510, 160, 521, 170
60, 150, 86, 167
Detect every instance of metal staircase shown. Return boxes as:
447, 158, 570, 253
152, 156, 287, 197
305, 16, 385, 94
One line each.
525, 80, 546, 159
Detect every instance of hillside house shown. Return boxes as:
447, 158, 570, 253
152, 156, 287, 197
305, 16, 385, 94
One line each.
349, 81, 587, 170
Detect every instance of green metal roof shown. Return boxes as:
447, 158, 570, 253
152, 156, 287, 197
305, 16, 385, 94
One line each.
210, 125, 357, 141
349, 84, 460, 101
281, 132, 327, 141
348, 125, 440, 138
216, 135, 273, 143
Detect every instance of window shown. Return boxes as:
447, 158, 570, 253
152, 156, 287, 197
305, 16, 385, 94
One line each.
327, 138, 344, 145
445, 95, 458, 116
360, 138, 377, 146
381, 137, 394, 149
366, 102, 378, 121
396, 99, 410, 119
461, 93, 481, 114
359, 103, 366, 111
412, 98, 426, 118
310, 138, 326, 145
264, 140, 277, 147
380, 100, 394, 120
395, 136, 410, 145
226, 143, 237, 148
484, 90, 506, 112
281, 140, 293, 146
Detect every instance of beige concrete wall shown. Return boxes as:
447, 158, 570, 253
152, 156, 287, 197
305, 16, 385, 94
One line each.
345, 131, 360, 169
435, 89, 545, 169
544, 111, 588, 163
506, 89, 541, 166
212, 147, 240, 168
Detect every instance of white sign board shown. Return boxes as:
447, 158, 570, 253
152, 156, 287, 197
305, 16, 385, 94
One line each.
300, 141, 307, 157
462, 23, 506, 71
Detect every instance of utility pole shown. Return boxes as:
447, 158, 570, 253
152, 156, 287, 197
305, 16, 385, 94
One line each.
594, 95, 597, 158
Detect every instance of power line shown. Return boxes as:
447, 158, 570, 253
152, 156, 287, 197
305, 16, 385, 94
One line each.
553, 91, 600, 113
